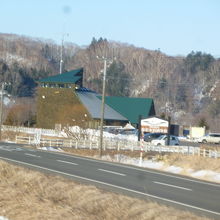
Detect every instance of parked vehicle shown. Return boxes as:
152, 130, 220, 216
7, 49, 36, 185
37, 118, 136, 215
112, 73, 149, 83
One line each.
197, 133, 220, 144
151, 135, 179, 146
119, 129, 138, 136
144, 132, 164, 142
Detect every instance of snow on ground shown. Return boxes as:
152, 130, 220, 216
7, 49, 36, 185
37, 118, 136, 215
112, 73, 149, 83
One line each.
191, 170, 220, 182
41, 146, 220, 183
40, 146, 63, 152
0, 216, 9, 220
9, 125, 220, 183
64, 126, 138, 141
102, 154, 220, 183
164, 165, 183, 174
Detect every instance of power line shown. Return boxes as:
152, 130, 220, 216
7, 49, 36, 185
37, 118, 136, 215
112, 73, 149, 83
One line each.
101, 75, 213, 86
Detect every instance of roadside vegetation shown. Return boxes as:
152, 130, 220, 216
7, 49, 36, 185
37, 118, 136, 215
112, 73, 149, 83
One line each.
0, 160, 211, 220
160, 153, 220, 173
62, 148, 220, 173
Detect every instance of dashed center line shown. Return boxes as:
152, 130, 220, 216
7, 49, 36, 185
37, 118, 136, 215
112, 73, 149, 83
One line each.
57, 160, 78, 165
98, 169, 126, 176
154, 181, 192, 191
25, 153, 41, 158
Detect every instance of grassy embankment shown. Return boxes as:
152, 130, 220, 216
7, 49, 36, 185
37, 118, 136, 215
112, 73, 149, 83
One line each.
0, 160, 211, 220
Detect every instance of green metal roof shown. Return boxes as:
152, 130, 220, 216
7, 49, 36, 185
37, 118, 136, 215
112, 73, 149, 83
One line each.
39, 68, 83, 84
99, 96, 155, 124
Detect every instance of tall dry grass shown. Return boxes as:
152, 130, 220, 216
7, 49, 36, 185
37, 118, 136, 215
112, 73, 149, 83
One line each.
0, 160, 211, 220
62, 148, 220, 174
161, 154, 220, 172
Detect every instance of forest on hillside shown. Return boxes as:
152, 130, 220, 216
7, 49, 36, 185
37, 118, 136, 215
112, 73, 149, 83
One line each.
0, 33, 220, 131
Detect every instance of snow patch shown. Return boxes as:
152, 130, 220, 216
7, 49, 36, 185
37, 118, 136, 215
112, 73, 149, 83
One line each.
102, 154, 220, 183
165, 165, 183, 174
191, 170, 209, 177
191, 170, 220, 182
41, 146, 63, 152
0, 217, 9, 220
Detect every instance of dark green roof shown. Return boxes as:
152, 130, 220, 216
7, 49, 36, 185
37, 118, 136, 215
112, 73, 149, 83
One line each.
99, 96, 155, 124
39, 68, 83, 84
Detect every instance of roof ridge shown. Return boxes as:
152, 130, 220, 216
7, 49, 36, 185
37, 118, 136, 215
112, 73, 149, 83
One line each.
38, 68, 83, 84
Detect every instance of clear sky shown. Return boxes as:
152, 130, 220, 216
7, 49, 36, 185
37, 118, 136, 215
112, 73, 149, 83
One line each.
0, 0, 220, 57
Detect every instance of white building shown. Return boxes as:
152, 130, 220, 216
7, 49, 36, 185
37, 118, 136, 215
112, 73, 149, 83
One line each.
141, 117, 168, 134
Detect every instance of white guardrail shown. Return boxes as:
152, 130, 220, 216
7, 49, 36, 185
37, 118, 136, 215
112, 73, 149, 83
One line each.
15, 135, 220, 159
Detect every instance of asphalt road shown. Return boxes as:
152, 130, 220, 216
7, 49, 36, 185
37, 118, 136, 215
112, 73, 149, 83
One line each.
0, 142, 220, 219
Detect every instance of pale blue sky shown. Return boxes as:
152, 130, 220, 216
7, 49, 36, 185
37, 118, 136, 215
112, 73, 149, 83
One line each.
0, 0, 219, 57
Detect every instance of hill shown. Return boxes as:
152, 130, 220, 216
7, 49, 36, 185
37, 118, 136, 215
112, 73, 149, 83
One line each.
0, 33, 220, 131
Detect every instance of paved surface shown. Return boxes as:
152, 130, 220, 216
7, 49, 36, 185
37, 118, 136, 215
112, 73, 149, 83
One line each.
0, 142, 220, 219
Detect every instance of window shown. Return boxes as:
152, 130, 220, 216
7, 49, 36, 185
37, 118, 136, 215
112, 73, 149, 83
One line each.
58, 84, 65, 88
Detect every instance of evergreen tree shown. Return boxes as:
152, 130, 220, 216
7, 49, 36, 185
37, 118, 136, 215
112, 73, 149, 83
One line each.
184, 51, 215, 74
91, 37, 97, 46
198, 117, 209, 130
209, 100, 220, 118
157, 77, 167, 90
105, 61, 130, 96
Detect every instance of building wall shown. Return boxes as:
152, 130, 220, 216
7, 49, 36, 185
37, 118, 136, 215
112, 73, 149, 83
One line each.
141, 117, 168, 134
190, 126, 206, 138
36, 87, 92, 129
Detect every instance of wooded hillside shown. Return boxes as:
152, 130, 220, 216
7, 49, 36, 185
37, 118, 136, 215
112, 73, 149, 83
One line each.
1, 33, 220, 131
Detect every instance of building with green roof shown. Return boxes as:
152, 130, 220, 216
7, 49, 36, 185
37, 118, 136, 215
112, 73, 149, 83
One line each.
102, 96, 155, 124
38, 68, 83, 89
36, 68, 156, 129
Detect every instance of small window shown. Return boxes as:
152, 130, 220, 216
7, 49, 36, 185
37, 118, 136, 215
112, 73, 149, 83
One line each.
213, 134, 220, 137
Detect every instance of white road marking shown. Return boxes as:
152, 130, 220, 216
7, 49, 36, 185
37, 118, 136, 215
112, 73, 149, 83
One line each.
25, 153, 41, 158
57, 160, 78, 166
154, 181, 192, 191
98, 169, 126, 176
0, 156, 219, 217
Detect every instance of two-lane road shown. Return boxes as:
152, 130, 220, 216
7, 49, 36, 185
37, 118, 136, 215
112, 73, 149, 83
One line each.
0, 143, 220, 219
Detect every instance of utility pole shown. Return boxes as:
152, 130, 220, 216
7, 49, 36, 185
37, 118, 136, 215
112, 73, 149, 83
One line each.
59, 33, 68, 74
138, 115, 142, 141
59, 37, 64, 74
98, 58, 107, 158
167, 116, 171, 146
0, 83, 5, 140
97, 55, 114, 158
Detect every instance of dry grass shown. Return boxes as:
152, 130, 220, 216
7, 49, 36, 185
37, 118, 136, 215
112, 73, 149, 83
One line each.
62, 148, 220, 172
2, 130, 23, 142
161, 154, 220, 172
0, 160, 211, 220
63, 148, 158, 159
61, 148, 220, 183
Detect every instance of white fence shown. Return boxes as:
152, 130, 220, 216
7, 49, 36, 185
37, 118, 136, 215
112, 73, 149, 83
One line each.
2, 125, 60, 137
15, 136, 220, 159
3, 125, 220, 159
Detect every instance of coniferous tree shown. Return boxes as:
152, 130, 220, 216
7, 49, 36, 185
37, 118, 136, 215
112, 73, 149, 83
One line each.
105, 61, 130, 96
